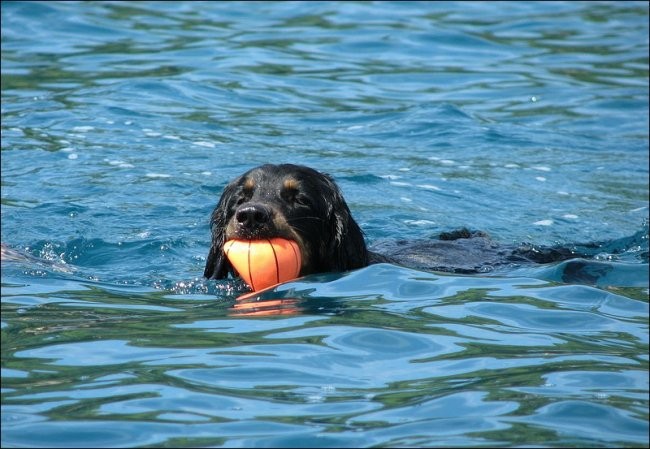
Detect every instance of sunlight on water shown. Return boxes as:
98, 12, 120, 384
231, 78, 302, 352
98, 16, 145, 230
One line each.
2, 1, 648, 447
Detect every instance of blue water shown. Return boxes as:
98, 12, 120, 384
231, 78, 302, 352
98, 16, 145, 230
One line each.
1, 1, 649, 447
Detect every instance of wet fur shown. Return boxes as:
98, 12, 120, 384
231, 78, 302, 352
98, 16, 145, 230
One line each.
204, 164, 374, 280
204, 164, 620, 281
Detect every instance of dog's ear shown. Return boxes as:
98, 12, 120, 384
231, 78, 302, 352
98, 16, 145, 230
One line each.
332, 206, 369, 271
204, 183, 237, 279
323, 176, 369, 271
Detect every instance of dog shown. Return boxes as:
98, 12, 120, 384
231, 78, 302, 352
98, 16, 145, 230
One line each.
204, 164, 386, 281
204, 163, 622, 282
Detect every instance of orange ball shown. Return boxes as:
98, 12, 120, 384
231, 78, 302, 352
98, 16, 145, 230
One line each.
224, 238, 302, 291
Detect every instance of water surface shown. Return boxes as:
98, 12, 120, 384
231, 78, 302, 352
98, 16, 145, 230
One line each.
2, 1, 648, 447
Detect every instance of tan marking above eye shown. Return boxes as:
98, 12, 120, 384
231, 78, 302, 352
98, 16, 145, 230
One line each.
243, 178, 255, 191
283, 178, 300, 191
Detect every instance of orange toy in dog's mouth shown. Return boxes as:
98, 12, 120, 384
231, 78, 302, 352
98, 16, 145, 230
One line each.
224, 238, 302, 291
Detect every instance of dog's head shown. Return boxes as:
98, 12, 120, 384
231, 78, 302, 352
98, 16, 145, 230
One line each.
204, 164, 369, 280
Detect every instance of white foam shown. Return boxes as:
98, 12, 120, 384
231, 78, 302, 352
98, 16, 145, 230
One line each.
404, 219, 436, 226
146, 173, 171, 178
106, 159, 134, 168
72, 126, 94, 132
192, 141, 217, 148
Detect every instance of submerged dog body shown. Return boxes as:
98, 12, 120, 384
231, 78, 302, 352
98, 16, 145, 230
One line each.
204, 164, 591, 283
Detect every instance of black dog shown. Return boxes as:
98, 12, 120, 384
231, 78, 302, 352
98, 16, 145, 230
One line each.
204, 164, 383, 280
204, 163, 616, 281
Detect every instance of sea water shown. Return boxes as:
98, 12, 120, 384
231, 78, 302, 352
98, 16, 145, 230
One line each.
2, 2, 648, 447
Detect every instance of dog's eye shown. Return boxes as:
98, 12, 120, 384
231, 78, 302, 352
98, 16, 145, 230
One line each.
282, 188, 310, 207
294, 194, 311, 207
234, 193, 250, 206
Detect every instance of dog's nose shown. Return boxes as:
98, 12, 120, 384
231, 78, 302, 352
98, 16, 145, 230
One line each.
236, 204, 271, 229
